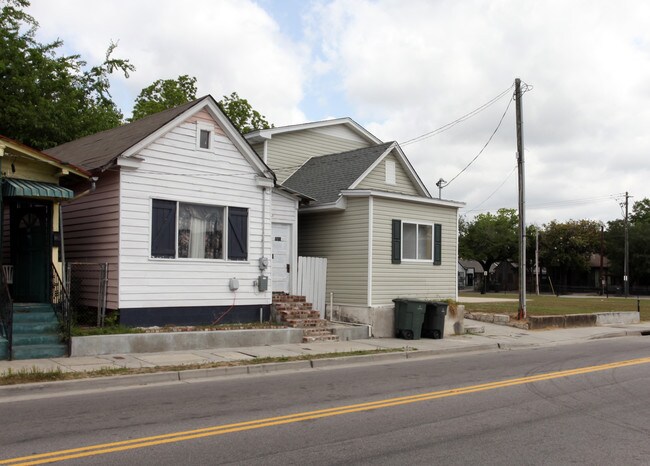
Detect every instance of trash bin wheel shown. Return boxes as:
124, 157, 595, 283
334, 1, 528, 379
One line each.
403, 329, 414, 340
432, 329, 441, 339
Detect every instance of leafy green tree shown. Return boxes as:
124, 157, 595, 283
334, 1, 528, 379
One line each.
0, 0, 134, 149
459, 208, 519, 291
606, 198, 650, 288
130, 75, 197, 121
539, 219, 600, 289
217, 92, 272, 134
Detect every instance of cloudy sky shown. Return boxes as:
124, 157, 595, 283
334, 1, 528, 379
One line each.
28, 0, 650, 225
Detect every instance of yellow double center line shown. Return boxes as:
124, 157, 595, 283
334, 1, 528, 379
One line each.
3, 356, 650, 465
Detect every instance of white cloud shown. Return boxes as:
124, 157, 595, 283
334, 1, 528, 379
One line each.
28, 0, 308, 124
25, 0, 650, 224
303, 0, 650, 223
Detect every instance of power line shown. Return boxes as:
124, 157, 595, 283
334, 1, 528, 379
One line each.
464, 164, 517, 214
400, 83, 515, 147
444, 93, 514, 188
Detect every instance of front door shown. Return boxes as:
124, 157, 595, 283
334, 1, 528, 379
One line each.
11, 201, 50, 302
271, 223, 291, 293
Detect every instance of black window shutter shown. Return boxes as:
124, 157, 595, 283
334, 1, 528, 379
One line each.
391, 219, 401, 264
228, 207, 248, 260
433, 223, 442, 265
151, 199, 176, 258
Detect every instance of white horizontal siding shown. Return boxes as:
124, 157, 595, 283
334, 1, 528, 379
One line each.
118, 116, 273, 309
298, 197, 369, 305
371, 197, 459, 305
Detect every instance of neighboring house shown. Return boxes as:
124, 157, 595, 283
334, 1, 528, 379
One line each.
246, 119, 464, 336
0, 135, 91, 359
46, 96, 297, 326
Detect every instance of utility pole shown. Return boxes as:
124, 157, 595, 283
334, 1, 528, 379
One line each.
599, 224, 605, 296
624, 192, 630, 297
515, 78, 526, 319
535, 229, 539, 295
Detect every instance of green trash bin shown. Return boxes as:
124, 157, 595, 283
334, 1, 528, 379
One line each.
393, 298, 427, 340
422, 302, 448, 339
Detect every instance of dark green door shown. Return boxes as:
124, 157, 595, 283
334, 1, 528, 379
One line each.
12, 202, 50, 302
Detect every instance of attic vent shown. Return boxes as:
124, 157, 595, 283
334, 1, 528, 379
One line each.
385, 159, 396, 185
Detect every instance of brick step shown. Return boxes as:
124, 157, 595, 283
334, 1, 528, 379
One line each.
285, 319, 329, 328
272, 294, 306, 303
274, 302, 313, 311
303, 334, 340, 343
280, 310, 320, 320
302, 328, 334, 336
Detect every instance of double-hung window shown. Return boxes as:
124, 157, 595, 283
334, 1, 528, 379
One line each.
392, 219, 442, 265
151, 199, 248, 260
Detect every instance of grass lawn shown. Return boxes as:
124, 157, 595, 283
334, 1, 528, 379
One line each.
459, 292, 649, 321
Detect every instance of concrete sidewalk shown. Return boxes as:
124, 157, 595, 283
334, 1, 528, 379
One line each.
1, 320, 649, 392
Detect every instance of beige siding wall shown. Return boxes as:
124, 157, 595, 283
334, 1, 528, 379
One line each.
266, 131, 370, 183
371, 197, 458, 304
6, 158, 60, 184
118, 114, 272, 309
62, 169, 120, 310
356, 153, 420, 196
298, 197, 369, 306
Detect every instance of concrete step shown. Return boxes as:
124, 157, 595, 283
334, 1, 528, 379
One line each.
465, 326, 485, 335
12, 343, 67, 360
12, 322, 60, 334
12, 333, 63, 346
12, 310, 59, 324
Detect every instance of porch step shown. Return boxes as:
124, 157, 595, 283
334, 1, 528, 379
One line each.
273, 294, 331, 330
0, 338, 8, 360
10, 303, 67, 360
11, 344, 67, 360
302, 328, 340, 343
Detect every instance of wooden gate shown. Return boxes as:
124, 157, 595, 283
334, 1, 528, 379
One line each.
297, 256, 327, 318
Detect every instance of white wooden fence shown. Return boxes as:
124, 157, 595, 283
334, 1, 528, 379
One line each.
297, 256, 327, 318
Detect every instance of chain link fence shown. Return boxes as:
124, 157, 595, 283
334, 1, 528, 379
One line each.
65, 262, 108, 327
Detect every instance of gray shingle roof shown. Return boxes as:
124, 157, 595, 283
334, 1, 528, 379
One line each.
283, 142, 394, 205
44, 97, 208, 171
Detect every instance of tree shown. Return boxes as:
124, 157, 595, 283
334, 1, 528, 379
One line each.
459, 208, 519, 291
0, 0, 134, 149
606, 197, 650, 289
217, 92, 272, 134
130, 75, 197, 121
539, 219, 601, 291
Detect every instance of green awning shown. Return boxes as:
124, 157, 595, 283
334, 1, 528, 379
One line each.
2, 178, 74, 199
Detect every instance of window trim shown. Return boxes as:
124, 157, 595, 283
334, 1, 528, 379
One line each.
150, 198, 248, 262
385, 159, 396, 185
196, 122, 214, 151
391, 219, 442, 265
401, 221, 433, 262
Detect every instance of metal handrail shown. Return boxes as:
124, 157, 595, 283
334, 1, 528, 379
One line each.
51, 264, 71, 355
0, 266, 12, 359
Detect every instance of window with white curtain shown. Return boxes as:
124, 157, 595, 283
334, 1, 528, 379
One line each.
151, 199, 247, 260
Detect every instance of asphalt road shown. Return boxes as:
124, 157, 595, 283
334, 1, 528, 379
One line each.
2, 337, 650, 465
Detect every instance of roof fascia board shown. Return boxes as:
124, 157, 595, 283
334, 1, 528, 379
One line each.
390, 144, 431, 197
348, 143, 396, 190
0, 138, 91, 178
246, 117, 382, 145
120, 97, 273, 180
341, 189, 465, 209
347, 143, 431, 198
299, 197, 347, 213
